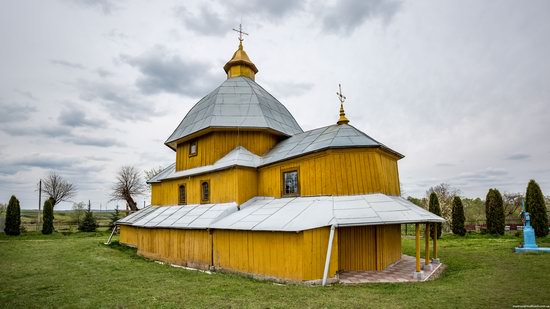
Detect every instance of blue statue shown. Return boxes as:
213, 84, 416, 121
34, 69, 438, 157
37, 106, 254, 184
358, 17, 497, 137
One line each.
515, 200, 550, 253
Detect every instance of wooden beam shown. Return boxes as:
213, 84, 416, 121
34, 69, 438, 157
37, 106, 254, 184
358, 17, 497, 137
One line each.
425, 223, 430, 265
415, 223, 421, 272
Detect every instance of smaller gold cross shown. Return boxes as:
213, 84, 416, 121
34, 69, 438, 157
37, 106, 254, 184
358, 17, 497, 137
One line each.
336, 84, 346, 104
232, 23, 249, 42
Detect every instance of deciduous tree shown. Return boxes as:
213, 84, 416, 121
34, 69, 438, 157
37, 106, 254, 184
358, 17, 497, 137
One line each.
110, 166, 146, 212
426, 183, 460, 231
42, 172, 77, 207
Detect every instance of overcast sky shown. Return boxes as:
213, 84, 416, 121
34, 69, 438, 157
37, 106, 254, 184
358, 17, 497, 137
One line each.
1, 0, 549, 210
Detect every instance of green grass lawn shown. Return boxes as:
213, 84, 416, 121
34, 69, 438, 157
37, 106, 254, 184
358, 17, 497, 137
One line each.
1, 232, 549, 308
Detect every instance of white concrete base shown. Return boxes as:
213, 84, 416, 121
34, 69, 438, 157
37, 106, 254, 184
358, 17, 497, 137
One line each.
432, 258, 441, 264
422, 264, 433, 271
412, 271, 425, 280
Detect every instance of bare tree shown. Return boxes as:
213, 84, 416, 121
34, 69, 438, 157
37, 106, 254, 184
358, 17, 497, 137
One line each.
426, 183, 461, 231
110, 166, 146, 212
42, 172, 77, 207
144, 166, 164, 182
502, 192, 523, 219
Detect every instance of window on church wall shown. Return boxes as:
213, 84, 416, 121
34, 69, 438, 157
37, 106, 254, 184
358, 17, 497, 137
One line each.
282, 169, 299, 197
189, 140, 198, 157
201, 180, 210, 203
178, 184, 186, 205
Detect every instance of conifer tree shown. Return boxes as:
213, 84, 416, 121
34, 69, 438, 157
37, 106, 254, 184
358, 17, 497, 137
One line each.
79, 201, 97, 232
525, 179, 549, 237
4, 195, 21, 236
109, 207, 120, 230
42, 198, 54, 235
485, 189, 505, 235
451, 196, 466, 236
428, 192, 442, 239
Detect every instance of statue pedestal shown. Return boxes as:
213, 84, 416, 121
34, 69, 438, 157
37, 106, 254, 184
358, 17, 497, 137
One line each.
515, 211, 550, 253
522, 225, 538, 249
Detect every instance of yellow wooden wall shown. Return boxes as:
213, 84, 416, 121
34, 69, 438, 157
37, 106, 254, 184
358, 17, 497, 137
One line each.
338, 224, 401, 271
212, 227, 338, 281
135, 228, 212, 269
119, 225, 138, 247
119, 224, 402, 280
151, 167, 258, 205
376, 224, 402, 268
258, 148, 401, 197
176, 131, 280, 171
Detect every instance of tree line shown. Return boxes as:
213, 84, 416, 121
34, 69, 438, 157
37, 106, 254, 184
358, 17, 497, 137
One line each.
2, 165, 161, 236
408, 180, 549, 238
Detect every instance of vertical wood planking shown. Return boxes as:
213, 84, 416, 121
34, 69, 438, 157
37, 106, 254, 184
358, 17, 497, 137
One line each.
176, 131, 279, 171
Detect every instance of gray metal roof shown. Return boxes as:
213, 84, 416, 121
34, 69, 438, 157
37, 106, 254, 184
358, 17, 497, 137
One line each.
118, 194, 444, 232
259, 124, 403, 166
151, 124, 403, 182
165, 76, 303, 148
117, 202, 238, 229
147, 147, 261, 183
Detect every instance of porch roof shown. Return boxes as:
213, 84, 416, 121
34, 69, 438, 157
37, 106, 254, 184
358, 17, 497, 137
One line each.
118, 194, 444, 232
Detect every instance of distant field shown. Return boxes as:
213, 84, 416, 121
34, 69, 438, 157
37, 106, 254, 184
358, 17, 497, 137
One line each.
18, 210, 127, 232
1, 232, 549, 308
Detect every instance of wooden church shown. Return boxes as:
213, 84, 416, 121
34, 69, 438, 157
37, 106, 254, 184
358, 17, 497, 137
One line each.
118, 31, 444, 283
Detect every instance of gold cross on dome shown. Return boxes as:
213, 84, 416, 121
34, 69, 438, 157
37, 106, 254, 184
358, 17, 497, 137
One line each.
336, 84, 346, 104
232, 23, 249, 42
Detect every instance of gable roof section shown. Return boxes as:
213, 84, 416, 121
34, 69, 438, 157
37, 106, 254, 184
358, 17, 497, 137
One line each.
260, 123, 403, 166
165, 76, 303, 149
147, 146, 262, 183
119, 194, 444, 232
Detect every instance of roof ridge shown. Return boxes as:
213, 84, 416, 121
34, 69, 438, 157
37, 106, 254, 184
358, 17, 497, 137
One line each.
242, 77, 303, 134
164, 84, 223, 146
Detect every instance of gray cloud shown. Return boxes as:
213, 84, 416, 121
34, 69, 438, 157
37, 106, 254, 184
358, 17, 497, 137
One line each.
78, 79, 163, 121
264, 80, 314, 98
0, 102, 36, 122
320, 0, 401, 35
50, 59, 86, 70
96, 68, 113, 78
1, 125, 69, 137
231, 0, 304, 20
174, 0, 304, 36
62, 134, 122, 147
452, 168, 509, 184
70, 0, 118, 14
175, 6, 232, 37
436, 163, 456, 167
505, 153, 530, 160
121, 46, 222, 97
58, 106, 107, 128
14, 89, 36, 100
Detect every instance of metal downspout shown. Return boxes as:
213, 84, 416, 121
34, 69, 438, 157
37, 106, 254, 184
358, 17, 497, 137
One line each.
322, 224, 336, 286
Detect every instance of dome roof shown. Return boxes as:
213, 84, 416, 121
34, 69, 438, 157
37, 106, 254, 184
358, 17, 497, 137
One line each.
165, 76, 303, 148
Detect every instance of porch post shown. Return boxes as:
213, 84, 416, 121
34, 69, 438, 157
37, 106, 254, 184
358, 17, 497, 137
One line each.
413, 223, 423, 279
424, 223, 432, 271
432, 221, 440, 264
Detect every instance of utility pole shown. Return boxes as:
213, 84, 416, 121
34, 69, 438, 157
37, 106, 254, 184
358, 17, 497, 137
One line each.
37, 179, 42, 231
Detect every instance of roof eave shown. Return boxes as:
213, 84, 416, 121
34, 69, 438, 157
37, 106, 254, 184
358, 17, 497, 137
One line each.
164, 126, 293, 150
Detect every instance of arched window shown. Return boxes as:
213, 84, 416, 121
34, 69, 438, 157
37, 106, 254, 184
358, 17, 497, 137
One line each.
178, 184, 186, 205
201, 180, 210, 203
